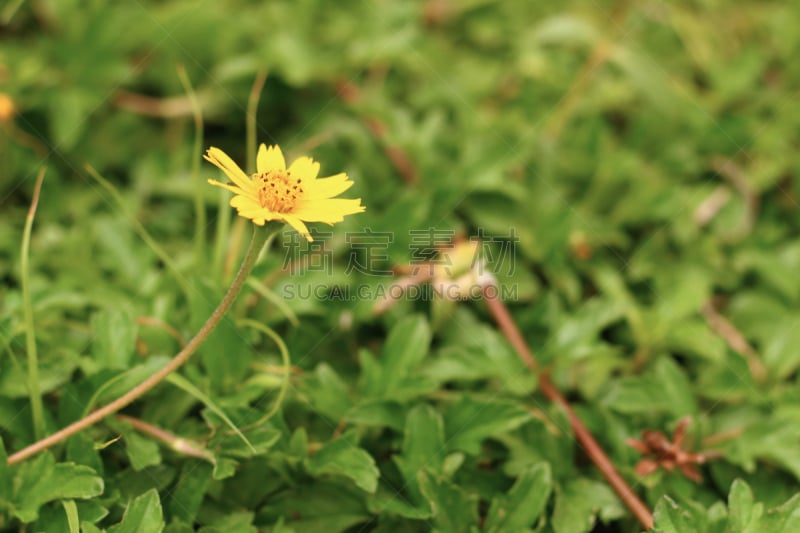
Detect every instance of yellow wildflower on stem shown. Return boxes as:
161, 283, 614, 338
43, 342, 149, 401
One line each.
205, 144, 365, 241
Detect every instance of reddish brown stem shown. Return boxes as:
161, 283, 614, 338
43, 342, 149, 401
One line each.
483, 288, 654, 530
116, 414, 212, 462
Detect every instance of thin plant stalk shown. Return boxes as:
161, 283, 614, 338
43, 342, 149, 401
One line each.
482, 279, 654, 530
246, 69, 268, 174
21, 167, 47, 440
237, 319, 291, 429
212, 187, 232, 280
7, 226, 275, 466
177, 65, 206, 268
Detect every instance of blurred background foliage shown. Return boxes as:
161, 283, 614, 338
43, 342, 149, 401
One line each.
1, 0, 800, 531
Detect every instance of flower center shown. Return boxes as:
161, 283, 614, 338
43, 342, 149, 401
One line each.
254, 170, 303, 213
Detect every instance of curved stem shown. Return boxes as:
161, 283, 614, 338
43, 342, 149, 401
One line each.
7, 226, 273, 466
236, 319, 291, 430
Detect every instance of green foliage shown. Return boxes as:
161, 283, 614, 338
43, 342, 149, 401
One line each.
652, 479, 800, 533
2, 0, 800, 531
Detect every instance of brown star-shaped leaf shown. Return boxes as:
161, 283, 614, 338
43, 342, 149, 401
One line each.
626, 417, 722, 483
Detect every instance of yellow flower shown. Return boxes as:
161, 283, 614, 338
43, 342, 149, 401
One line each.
205, 144, 365, 241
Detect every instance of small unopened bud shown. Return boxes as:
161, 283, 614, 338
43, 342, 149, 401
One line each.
0, 93, 15, 123
339, 310, 353, 331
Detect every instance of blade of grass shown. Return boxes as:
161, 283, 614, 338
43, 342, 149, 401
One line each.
177, 64, 206, 269
84, 164, 192, 300
165, 373, 256, 454
21, 167, 46, 440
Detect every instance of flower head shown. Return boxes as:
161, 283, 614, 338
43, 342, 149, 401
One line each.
205, 144, 365, 241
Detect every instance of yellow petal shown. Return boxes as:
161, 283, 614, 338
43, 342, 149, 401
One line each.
281, 214, 313, 242
292, 198, 365, 224
257, 144, 286, 173
288, 156, 320, 182
304, 172, 353, 199
207, 178, 246, 195
204, 147, 253, 192
230, 195, 263, 212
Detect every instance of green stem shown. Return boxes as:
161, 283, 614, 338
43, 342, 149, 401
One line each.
246, 70, 268, 175
212, 189, 232, 280
21, 168, 47, 440
212, 70, 266, 280
7, 225, 275, 466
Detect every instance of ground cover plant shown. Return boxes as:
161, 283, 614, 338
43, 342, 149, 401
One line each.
1, 1, 800, 531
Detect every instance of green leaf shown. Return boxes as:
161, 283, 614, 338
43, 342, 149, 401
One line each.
425, 325, 536, 395
62, 500, 80, 533
81, 523, 103, 533
367, 487, 432, 519
443, 396, 532, 454
306, 363, 353, 421
198, 511, 258, 533
651, 496, 714, 533
603, 356, 697, 417
345, 399, 406, 431
265, 481, 369, 532
762, 318, 800, 379
108, 489, 164, 533
393, 404, 446, 501
758, 493, 800, 532
418, 471, 478, 533
190, 279, 252, 391
66, 433, 104, 474
90, 308, 138, 370
124, 431, 162, 471
551, 478, 625, 533
484, 463, 552, 532
167, 461, 212, 523
727, 479, 760, 532
13, 453, 104, 523
652, 356, 698, 417
360, 315, 432, 400
212, 458, 239, 481
306, 431, 379, 493
724, 416, 800, 481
